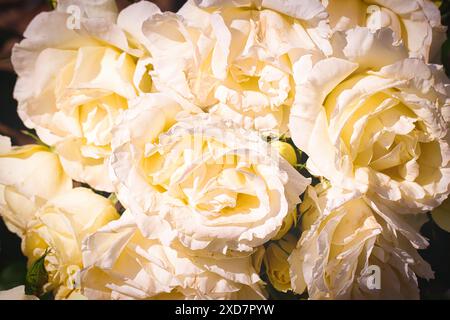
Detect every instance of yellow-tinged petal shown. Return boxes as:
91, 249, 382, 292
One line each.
0, 136, 72, 237
22, 187, 119, 299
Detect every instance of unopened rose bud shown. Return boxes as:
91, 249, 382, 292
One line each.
271, 141, 297, 166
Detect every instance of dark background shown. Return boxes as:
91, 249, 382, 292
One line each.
0, 0, 449, 299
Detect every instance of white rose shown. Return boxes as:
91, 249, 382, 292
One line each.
325, 0, 447, 62
289, 183, 434, 299
109, 94, 309, 255
136, 0, 331, 134
0, 136, 72, 237
289, 28, 450, 214
23, 187, 119, 299
11, 0, 150, 191
81, 211, 265, 300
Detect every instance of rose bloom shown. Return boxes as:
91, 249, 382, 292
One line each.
23, 187, 119, 299
109, 93, 309, 256
289, 28, 450, 214
289, 183, 433, 299
0, 136, 72, 237
81, 210, 265, 300
135, 0, 331, 134
325, 0, 447, 62
11, 0, 154, 191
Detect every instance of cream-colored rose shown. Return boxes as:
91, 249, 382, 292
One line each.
135, 0, 331, 134
325, 0, 447, 62
11, 0, 154, 191
22, 187, 119, 299
109, 94, 309, 256
263, 233, 297, 293
0, 136, 72, 237
289, 29, 450, 214
289, 183, 433, 299
80, 210, 265, 300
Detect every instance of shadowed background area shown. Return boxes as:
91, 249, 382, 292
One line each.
0, 0, 449, 299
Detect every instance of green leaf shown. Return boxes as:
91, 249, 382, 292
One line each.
25, 249, 50, 297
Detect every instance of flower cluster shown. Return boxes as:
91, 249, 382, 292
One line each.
0, 0, 448, 300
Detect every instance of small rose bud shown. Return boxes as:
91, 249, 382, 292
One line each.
271, 141, 297, 166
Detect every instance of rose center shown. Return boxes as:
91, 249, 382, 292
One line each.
142, 134, 262, 216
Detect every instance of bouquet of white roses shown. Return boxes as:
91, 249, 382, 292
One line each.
0, 0, 449, 300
